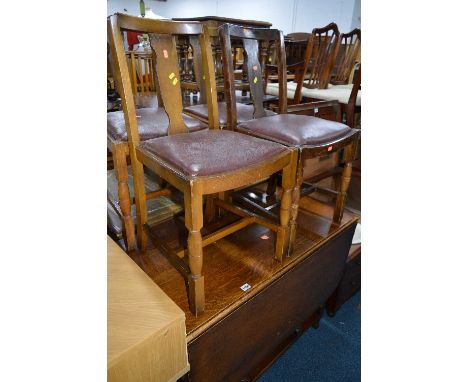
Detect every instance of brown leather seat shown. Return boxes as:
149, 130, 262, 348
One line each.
237, 114, 353, 147
137, 130, 288, 177
184, 102, 276, 126
107, 107, 207, 142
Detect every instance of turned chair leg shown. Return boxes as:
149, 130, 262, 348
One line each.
185, 184, 205, 316
112, 144, 136, 251
289, 154, 303, 255
275, 151, 297, 261
333, 144, 354, 223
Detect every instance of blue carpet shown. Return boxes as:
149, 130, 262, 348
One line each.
258, 292, 361, 382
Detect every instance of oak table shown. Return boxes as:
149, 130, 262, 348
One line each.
107, 236, 190, 382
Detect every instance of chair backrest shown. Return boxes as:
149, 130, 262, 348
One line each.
126, 51, 158, 97
293, 23, 340, 102
331, 28, 361, 85
285, 32, 311, 65
107, 13, 219, 147
219, 24, 287, 130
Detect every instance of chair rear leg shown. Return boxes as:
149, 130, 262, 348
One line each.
333, 144, 354, 223
185, 184, 205, 316
132, 159, 148, 251
265, 173, 278, 198
113, 144, 136, 251
275, 151, 297, 261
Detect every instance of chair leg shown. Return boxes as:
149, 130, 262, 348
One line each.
131, 157, 148, 251
265, 173, 278, 198
185, 184, 205, 316
112, 144, 136, 251
289, 154, 304, 255
333, 144, 354, 223
275, 151, 297, 261
204, 194, 216, 223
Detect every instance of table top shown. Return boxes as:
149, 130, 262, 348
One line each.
172, 16, 272, 28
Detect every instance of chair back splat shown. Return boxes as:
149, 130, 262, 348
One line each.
219, 24, 287, 130
331, 28, 361, 85
293, 23, 340, 102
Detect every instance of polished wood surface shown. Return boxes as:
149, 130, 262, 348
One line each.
107, 236, 189, 382
186, 219, 356, 382
172, 16, 271, 28
128, 196, 358, 341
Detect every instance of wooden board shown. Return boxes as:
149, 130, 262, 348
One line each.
107, 237, 190, 382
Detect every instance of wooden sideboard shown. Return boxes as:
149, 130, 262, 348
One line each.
107, 236, 190, 382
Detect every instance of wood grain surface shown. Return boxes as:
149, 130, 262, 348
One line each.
108, 237, 189, 382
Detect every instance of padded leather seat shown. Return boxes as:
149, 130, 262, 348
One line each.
237, 114, 353, 147
137, 130, 288, 177
184, 102, 276, 126
107, 107, 207, 142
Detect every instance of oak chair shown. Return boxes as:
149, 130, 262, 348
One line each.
108, 41, 208, 252
219, 24, 360, 253
183, 26, 276, 127
108, 14, 296, 316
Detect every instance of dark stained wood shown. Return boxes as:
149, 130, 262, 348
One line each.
172, 16, 272, 28
293, 23, 340, 103
326, 243, 361, 316
330, 28, 361, 85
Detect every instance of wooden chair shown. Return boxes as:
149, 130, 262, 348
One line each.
266, 26, 361, 128
182, 26, 270, 127
265, 23, 340, 103
219, 24, 360, 253
108, 14, 297, 316
330, 28, 361, 85
294, 23, 340, 96
108, 41, 209, 252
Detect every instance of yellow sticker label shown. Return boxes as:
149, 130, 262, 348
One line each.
169, 72, 175, 80
253, 76, 258, 84
172, 77, 178, 86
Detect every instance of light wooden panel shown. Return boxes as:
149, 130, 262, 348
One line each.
107, 237, 190, 382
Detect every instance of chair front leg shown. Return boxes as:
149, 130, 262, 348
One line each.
185, 183, 205, 316
289, 152, 303, 255
112, 144, 136, 251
